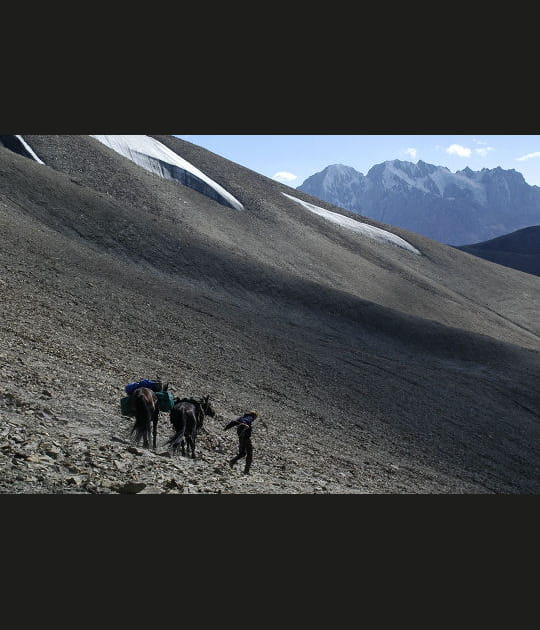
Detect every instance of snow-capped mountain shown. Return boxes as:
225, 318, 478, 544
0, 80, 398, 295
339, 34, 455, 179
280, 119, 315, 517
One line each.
297, 160, 540, 245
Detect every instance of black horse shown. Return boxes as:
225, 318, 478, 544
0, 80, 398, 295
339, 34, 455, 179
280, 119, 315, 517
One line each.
167, 395, 216, 458
130, 387, 160, 449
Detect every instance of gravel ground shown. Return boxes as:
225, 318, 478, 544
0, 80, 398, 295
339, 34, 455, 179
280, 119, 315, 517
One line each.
0, 135, 539, 494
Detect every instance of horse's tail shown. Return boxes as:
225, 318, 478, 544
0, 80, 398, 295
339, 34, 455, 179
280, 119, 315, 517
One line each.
166, 429, 185, 452
130, 390, 152, 443
167, 408, 186, 452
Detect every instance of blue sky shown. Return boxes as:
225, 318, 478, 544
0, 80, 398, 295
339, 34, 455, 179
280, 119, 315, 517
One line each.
175, 135, 540, 187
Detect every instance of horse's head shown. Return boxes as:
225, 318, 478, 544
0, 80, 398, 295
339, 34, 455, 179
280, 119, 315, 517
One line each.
201, 395, 216, 417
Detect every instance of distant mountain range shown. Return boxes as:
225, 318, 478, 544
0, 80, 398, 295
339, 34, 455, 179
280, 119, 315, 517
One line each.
456, 225, 540, 277
297, 160, 540, 246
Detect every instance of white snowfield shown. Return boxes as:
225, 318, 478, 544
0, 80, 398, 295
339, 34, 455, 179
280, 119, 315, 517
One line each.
282, 193, 421, 255
91, 135, 244, 211
17, 136, 45, 164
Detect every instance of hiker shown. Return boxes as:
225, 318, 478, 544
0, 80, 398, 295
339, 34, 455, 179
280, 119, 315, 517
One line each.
224, 410, 259, 475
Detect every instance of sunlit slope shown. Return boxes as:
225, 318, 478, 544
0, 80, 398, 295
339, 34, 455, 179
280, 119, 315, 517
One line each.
20, 134, 540, 353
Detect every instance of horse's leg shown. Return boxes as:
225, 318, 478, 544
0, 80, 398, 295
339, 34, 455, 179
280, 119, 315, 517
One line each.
191, 432, 197, 459
152, 406, 158, 450
190, 413, 198, 458
140, 412, 149, 449
180, 413, 186, 456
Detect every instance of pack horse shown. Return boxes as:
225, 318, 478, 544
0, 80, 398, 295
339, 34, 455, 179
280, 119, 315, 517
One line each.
130, 387, 160, 449
120, 379, 174, 450
167, 395, 216, 458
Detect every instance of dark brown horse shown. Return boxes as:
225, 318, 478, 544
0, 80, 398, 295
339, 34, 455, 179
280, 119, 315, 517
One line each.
130, 387, 160, 449
167, 395, 216, 458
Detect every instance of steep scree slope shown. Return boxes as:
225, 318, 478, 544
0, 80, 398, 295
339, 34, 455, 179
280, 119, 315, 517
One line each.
0, 135, 538, 493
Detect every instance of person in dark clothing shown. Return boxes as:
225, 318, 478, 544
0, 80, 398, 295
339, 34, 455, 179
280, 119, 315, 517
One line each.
224, 410, 259, 474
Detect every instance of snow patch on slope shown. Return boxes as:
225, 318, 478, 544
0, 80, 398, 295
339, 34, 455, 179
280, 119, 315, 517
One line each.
282, 193, 420, 255
13, 136, 45, 164
91, 135, 243, 211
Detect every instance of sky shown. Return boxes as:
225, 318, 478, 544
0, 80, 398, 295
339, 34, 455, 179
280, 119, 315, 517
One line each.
174, 135, 540, 188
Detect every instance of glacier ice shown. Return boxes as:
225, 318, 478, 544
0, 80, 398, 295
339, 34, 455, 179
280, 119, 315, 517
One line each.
282, 193, 420, 255
91, 135, 244, 211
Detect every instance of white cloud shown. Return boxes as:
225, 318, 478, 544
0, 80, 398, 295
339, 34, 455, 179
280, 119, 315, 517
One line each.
405, 147, 417, 159
516, 151, 540, 162
273, 171, 298, 183
475, 146, 494, 157
446, 144, 472, 157
473, 138, 488, 145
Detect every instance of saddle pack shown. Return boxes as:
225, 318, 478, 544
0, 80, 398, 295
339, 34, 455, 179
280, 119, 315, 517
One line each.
120, 380, 174, 416
120, 391, 174, 416
125, 379, 165, 395
155, 391, 174, 412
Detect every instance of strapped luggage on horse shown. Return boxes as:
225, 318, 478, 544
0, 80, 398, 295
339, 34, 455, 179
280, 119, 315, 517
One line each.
125, 379, 165, 395
120, 379, 174, 416
155, 391, 174, 412
120, 395, 135, 417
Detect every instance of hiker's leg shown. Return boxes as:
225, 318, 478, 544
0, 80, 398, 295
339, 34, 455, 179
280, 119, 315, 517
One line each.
244, 439, 253, 474
230, 439, 246, 468
229, 450, 243, 467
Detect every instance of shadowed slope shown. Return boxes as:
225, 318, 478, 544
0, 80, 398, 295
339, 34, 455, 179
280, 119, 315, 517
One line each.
457, 226, 540, 277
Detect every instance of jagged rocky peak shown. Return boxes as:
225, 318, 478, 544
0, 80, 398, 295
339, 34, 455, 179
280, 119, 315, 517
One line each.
368, 159, 439, 179
323, 163, 359, 174
467, 166, 526, 185
490, 166, 526, 185
415, 160, 440, 176
387, 159, 418, 177
365, 161, 387, 179
301, 164, 366, 194
321, 164, 363, 180
365, 160, 419, 190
